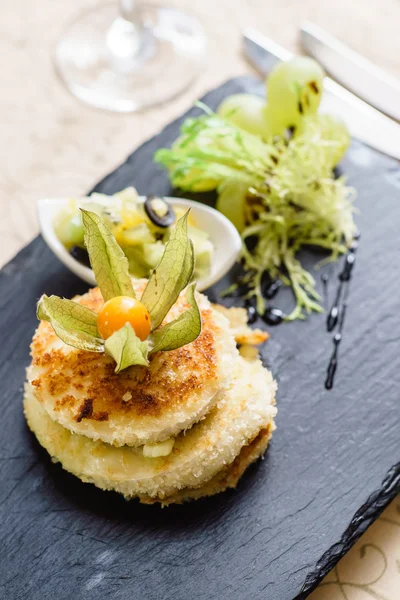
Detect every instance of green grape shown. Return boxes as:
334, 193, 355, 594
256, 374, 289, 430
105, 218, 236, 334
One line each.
217, 93, 271, 138
318, 114, 350, 166
262, 105, 287, 137
266, 57, 325, 132
216, 179, 249, 232
297, 114, 350, 167
54, 211, 84, 249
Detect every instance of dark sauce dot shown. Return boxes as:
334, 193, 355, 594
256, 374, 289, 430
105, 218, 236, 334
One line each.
265, 279, 282, 299
263, 307, 285, 326
247, 305, 257, 324
349, 240, 358, 252
333, 332, 342, 345
339, 253, 356, 282
327, 305, 339, 332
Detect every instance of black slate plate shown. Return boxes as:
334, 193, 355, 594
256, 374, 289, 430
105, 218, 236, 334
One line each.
1, 77, 400, 600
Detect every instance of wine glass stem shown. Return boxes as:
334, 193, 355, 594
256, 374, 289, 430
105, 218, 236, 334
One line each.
107, 0, 147, 69
119, 0, 141, 26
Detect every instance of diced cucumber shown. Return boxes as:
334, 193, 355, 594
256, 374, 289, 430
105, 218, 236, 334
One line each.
123, 247, 150, 279
54, 189, 215, 282
142, 242, 164, 268
188, 224, 209, 243
114, 187, 139, 204
118, 223, 155, 246
143, 438, 175, 458
194, 239, 214, 272
189, 226, 214, 277
123, 242, 164, 278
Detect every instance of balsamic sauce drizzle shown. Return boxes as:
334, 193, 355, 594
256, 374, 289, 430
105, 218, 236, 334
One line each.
325, 295, 348, 390
326, 251, 356, 332
242, 234, 359, 389
324, 233, 359, 390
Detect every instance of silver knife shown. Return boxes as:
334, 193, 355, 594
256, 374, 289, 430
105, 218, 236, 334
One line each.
301, 21, 400, 122
243, 28, 400, 161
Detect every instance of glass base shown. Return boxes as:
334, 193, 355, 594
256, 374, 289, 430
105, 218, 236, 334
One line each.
55, 3, 207, 112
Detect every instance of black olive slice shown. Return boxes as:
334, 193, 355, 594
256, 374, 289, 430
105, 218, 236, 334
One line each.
144, 196, 176, 228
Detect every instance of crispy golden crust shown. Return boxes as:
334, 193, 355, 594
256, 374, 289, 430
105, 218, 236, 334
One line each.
212, 304, 269, 345
31, 315, 216, 421
139, 426, 273, 505
24, 354, 277, 502
28, 284, 238, 446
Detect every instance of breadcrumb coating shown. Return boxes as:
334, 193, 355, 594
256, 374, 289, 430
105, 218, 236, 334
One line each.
24, 356, 276, 502
28, 284, 238, 447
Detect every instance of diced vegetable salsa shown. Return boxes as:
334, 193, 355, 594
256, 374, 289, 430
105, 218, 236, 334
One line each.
54, 187, 213, 280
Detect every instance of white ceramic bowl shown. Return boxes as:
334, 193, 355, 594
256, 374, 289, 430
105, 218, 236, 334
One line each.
37, 196, 242, 292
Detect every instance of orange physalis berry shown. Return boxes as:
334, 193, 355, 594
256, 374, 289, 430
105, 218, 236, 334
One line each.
97, 296, 151, 341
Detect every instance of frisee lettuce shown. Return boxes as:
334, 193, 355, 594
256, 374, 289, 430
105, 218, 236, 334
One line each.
155, 109, 356, 320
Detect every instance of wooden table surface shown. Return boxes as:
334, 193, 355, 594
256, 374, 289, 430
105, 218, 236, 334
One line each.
1, 1, 399, 598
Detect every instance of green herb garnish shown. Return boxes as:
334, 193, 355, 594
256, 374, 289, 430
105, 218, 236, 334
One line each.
37, 295, 104, 352
37, 210, 202, 371
81, 209, 136, 302
141, 212, 194, 329
149, 283, 201, 353
155, 110, 356, 320
104, 323, 149, 370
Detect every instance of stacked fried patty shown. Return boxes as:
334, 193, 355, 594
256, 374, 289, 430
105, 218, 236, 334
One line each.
24, 284, 277, 505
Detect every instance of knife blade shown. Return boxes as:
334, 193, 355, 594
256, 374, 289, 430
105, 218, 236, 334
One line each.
243, 28, 400, 161
301, 21, 400, 122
